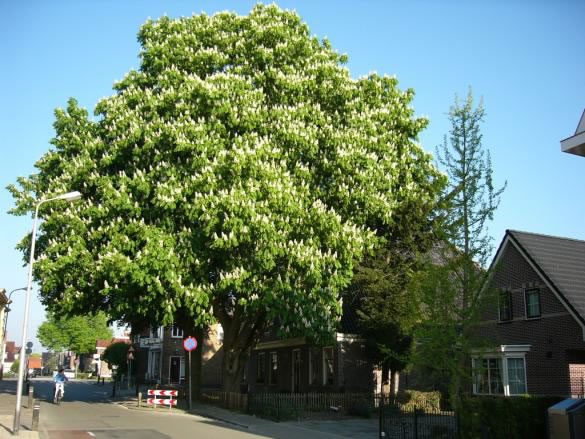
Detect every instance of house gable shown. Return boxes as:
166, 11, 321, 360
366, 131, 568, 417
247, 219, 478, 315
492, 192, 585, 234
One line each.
508, 231, 585, 331
488, 232, 585, 334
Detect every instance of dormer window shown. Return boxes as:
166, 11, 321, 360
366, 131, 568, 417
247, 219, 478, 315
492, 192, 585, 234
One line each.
498, 291, 512, 321
171, 325, 184, 338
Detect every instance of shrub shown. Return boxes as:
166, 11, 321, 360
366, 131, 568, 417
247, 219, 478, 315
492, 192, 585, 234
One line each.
459, 395, 564, 439
396, 390, 442, 411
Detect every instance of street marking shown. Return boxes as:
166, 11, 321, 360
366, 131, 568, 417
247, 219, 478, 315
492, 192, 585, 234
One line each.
88, 432, 95, 437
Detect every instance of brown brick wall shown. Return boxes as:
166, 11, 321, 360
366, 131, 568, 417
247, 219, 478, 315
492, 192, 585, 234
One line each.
477, 241, 585, 396
248, 338, 373, 394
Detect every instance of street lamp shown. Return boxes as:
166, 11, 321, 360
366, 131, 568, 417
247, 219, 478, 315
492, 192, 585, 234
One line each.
13, 191, 82, 435
0, 288, 27, 380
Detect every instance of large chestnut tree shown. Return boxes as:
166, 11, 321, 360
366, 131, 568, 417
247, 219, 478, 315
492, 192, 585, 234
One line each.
8, 4, 445, 392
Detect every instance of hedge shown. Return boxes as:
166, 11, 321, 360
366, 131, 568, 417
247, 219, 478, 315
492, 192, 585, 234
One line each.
459, 395, 564, 439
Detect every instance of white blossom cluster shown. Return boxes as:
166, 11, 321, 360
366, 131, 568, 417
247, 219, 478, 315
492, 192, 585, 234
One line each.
9, 4, 444, 340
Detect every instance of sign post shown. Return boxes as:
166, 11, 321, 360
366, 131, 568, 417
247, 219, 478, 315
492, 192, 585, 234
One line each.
127, 345, 135, 389
183, 337, 198, 411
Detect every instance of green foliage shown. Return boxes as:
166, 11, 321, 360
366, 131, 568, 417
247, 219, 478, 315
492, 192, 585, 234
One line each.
102, 342, 129, 376
37, 312, 113, 354
396, 390, 442, 412
459, 395, 563, 439
10, 360, 19, 374
8, 5, 444, 389
412, 89, 506, 408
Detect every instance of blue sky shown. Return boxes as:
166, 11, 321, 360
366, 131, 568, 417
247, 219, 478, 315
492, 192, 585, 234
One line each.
1, 1, 583, 353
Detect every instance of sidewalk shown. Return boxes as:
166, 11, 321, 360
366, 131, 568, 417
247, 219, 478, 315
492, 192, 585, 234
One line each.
0, 379, 40, 439
112, 387, 270, 429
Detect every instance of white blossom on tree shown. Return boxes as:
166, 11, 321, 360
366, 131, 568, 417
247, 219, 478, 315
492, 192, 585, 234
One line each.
8, 4, 445, 392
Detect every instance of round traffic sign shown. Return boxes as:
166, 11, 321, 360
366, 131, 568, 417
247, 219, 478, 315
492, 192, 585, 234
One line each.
183, 336, 198, 351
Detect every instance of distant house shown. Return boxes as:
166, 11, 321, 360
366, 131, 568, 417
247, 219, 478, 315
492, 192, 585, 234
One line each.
27, 357, 42, 376
3, 341, 19, 372
475, 230, 585, 397
95, 338, 131, 378
132, 324, 223, 388
561, 109, 585, 157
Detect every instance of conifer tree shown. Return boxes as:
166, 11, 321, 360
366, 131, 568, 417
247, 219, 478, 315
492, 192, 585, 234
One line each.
413, 88, 506, 408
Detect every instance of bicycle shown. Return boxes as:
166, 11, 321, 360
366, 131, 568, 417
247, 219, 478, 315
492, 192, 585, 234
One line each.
54, 383, 64, 405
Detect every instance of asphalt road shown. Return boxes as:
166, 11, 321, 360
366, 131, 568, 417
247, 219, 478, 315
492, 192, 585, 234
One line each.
31, 378, 362, 439
31, 378, 270, 439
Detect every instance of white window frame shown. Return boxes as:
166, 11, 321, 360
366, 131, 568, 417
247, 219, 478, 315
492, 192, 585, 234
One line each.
150, 326, 163, 339
524, 289, 541, 319
171, 325, 184, 338
322, 346, 334, 386
472, 345, 530, 396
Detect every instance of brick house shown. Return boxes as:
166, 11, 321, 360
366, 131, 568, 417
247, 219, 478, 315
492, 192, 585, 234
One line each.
95, 338, 131, 378
475, 230, 585, 397
133, 324, 223, 388
247, 301, 374, 394
561, 108, 585, 157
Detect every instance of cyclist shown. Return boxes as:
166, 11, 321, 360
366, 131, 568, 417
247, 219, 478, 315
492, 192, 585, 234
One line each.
53, 368, 69, 403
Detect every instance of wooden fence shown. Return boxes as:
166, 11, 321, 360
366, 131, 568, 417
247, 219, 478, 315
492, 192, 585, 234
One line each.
201, 391, 248, 412
201, 391, 387, 420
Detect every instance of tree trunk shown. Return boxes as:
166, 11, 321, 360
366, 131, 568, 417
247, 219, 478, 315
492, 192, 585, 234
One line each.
214, 303, 267, 394
221, 337, 249, 393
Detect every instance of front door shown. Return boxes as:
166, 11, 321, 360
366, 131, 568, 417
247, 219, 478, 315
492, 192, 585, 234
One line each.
292, 349, 301, 393
170, 356, 181, 384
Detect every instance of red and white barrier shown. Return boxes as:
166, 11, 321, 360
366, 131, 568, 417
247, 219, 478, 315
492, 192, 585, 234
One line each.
147, 389, 177, 409
147, 390, 178, 397
147, 398, 177, 406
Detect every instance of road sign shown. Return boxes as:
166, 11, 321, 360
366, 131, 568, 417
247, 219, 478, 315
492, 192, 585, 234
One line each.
147, 398, 177, 406
128, 345, 135, 353
147, 390, 178, 396
183, 337, 197, 352
127, 352, 134, 360
26, 342, 33, 348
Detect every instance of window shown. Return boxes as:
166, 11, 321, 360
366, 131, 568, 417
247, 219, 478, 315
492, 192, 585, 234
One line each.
499, 291, 512, 321
256, 352, 265, 383
323, 347, 334, 386
507, 358, 527, 394
269, 352, 278, 385
150, 326, 162, 339
525, 289, 541, 318
473, 358, 504, 395
473, 356, 527, 396
171, 325, 184, 338
309, 348, 320, 385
